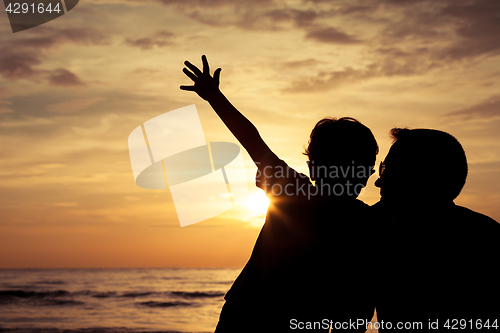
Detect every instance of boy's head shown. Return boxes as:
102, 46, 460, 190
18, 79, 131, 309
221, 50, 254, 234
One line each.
304, 117, 378, 197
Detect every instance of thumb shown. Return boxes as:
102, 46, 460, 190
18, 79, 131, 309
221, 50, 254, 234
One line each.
214, 68, 222, 85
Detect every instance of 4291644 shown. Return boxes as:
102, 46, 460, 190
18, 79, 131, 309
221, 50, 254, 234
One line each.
444, 319, 498, 330
5, 2, 61, 14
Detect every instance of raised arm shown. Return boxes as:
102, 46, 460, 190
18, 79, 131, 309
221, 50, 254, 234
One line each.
180, 55, 272, 166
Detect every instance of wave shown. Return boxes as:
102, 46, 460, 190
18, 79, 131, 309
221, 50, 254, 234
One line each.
120, 292, 153, 298
0, 289, 224, 306
0, 290, 84, 307
35, 280, 66, 285
0, 328, 188, 333
90, 292, 117, 298
0, 284, 45, 290
138, 301, 191, 308
36, 299, 85, 306
120, 291, 224, 299
88, 290, 224, 299
172, 291, 224, 298
0, 290, 70, 298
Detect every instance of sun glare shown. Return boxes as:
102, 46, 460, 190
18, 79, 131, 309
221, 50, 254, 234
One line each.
244, 191, 270, 216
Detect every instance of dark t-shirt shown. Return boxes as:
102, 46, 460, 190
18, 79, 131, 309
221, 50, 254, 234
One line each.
223, 153, 375, 331
373, 199, 500, 332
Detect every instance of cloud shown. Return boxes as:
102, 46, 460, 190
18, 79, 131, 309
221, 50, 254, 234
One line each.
279, 58, 323, 69
374, 0, 500, 62
304, 26, 362, 44
437, 1, 500, 61
446, 95, 500, 120
284, 67, 370, 93
46, 69, 85, 87
12, 27, 110, 50
0, 90, 13, 114
298, 0, 500, 81
82, 0, 500, 64
335, 4, 378, 15
0, 50, 41, 79
47, 97, 105, 113
155, 0, 273, 7
282, 54, 434, 93
144, 0, 318, 31
264, 8, 319, 28
0, 106, 13, 114
273, 0, 500, 91
0, 101, 14, 114
142, 0, 278, 31
0, 88, 15, 114
125, 30, 176, 50
0, 27, 110, 83
0, 50, 85, 87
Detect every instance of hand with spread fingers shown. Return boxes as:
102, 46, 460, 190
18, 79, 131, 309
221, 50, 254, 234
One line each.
179, 54, 272, 165
180, 55, 222, 101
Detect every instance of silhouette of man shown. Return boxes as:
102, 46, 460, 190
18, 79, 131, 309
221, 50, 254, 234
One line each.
374, 128, 500, 332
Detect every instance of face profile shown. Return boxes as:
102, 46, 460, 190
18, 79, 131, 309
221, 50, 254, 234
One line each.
375, 127, 468, 202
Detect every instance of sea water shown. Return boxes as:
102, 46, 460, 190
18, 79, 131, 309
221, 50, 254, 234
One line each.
0, 268, 378, 333
0, 268, 240, 332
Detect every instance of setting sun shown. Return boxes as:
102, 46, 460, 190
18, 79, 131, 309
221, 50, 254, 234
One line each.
243, 191, 270, 217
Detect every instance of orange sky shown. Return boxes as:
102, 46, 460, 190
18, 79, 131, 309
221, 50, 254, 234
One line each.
1, 0, 500, 268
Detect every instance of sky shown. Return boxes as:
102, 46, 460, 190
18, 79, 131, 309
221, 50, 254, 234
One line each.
0, 0, 499, 268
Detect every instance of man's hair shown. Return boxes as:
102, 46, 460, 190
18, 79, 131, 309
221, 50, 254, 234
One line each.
304, 117, 378, 171
390, 128, 468, 200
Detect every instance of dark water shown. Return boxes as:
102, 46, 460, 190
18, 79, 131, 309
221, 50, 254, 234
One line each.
0, 268, 241, 333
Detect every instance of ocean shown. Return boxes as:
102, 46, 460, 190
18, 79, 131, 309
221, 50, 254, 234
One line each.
0, 268, 241, 333
0, 268, 379, 333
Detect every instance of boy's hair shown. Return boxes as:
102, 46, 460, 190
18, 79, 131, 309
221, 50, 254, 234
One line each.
304, 117, 378, 171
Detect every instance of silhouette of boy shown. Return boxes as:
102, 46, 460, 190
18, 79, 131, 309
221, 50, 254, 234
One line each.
374, 128, 500, 332
181, 55, 378, 332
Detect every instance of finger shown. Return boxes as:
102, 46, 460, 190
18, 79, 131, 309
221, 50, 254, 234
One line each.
180, 85, 196, 91
184, 61, 202, 76
214, 68, 221, 85
183, 68, 198, 81
202, 55, 209, 75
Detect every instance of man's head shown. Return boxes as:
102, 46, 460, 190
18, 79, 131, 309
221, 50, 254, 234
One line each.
375, 128, 468, 201
304, 117, 378, 197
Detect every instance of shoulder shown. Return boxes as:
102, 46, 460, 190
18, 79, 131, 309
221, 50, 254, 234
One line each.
257, 152, 308, 178
256, 152, 312, 196
453, 205, 500, 229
